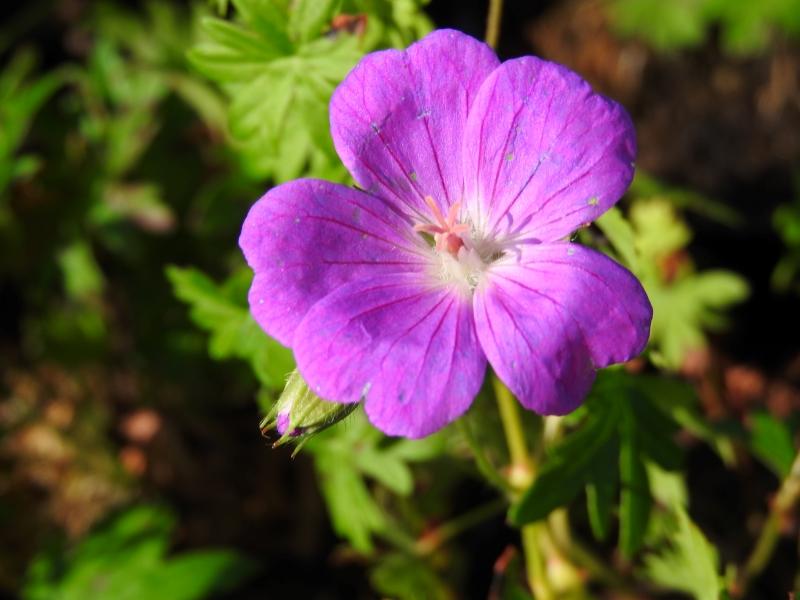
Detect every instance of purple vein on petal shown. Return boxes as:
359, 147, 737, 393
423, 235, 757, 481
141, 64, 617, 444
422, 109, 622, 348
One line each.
406, 295, 458, 401
379, 292, 453, 371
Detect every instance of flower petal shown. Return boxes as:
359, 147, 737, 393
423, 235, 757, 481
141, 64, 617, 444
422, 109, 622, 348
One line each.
500, 242, 652, 362
293, 273, 486, 438
330, 29, 499, 221
239, 179, 427, 347
462, 57, 636, 242
474, 243, 651, 415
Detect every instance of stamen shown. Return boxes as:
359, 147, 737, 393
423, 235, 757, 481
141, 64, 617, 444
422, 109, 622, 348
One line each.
424, 195, 448, 229
415, 196, 468, 255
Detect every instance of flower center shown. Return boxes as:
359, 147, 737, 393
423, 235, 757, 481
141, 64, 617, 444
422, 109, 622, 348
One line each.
414, 196, 508, 293
413, 196, 469, 256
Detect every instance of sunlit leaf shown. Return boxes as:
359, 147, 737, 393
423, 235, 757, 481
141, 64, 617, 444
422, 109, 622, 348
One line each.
642, 507, 722, 600
188, 0, 431, 181
749, 411, 796, 478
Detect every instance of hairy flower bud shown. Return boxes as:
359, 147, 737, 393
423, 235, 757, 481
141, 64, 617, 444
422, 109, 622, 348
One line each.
261, 370, 357, 447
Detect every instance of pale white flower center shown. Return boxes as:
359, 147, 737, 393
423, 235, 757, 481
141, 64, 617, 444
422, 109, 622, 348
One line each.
414, 196, 505, 294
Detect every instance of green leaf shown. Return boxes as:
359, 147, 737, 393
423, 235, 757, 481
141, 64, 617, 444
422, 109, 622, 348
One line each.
629, 171, 744, 228
0, 50, 63, 196
305, 410, 444, 552
355, 447, 414, 496
188, 0, 358, 180
189, 0, 431, 180
585, 436, 619, 541
23, 505, 255, 600
58, 241, 105, 301
647, 461, 688, 509
201, 16, 285, 60
629, 389, 683, 471
629, 197, 693, 262
509, 404, 619, 526
307, 414, 388, 552
289, 0, 341, 42
147, 551, 256, 600
227, 66, 296, 147
167, 266, 294, 388
613, 196, 750, 370
749, 411, 796, 477
595, 207, 640, 271
642, 508, 721, 600
687, 270, 750, 312
636, 375, 736, 466
619, 414, 652, 559
370, 552, 449, 600
609, 0, 709, 52
232, 0, 293, 51
388, 433, 448, 463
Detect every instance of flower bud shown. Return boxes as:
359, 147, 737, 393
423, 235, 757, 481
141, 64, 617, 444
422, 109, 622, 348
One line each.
261, 370, 357, 447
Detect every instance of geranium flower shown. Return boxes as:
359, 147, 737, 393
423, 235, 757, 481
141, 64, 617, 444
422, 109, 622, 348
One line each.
240, 29, 652, 438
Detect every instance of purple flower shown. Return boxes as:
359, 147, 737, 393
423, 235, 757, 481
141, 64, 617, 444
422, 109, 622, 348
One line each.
240, 30, 652, 439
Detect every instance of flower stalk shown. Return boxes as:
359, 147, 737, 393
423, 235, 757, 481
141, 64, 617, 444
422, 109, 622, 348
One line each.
414, 498, 507, 555
493, 375, 534, 489
485, 0, 504, 49
737, 448, 800, 594
493, 375, 554, 599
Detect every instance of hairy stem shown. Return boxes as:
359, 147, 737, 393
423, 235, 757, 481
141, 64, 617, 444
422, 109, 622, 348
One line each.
484, 0, 504, 50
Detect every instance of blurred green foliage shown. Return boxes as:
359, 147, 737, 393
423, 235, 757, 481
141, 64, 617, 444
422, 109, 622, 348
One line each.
597, 195, 749, 370
23, 506, 255, 600
0, 50, 62, 203
608, 0, 800, 54
773, 176, 800, 293
167, 265, 294, 388
642, 467, 724, 600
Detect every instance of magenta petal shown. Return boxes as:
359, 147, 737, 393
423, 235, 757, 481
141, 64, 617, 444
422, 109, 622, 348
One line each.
474, 270, 594, 415
239, 179, 426, 346
462, 57, 636, 241
292, 274, 487, 438
330, 29, 499, 220
500, 243, 652, 365
474, 243, 651, 415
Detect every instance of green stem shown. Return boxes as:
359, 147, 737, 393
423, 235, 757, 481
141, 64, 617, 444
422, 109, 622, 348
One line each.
416, 498, 507, 555
492, 376, 554, 599
484, 0, 505, 49
522, 524, 554, 600
557, 533, 629, 589
493, 376, 533, 486
738, 449, 800, 594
